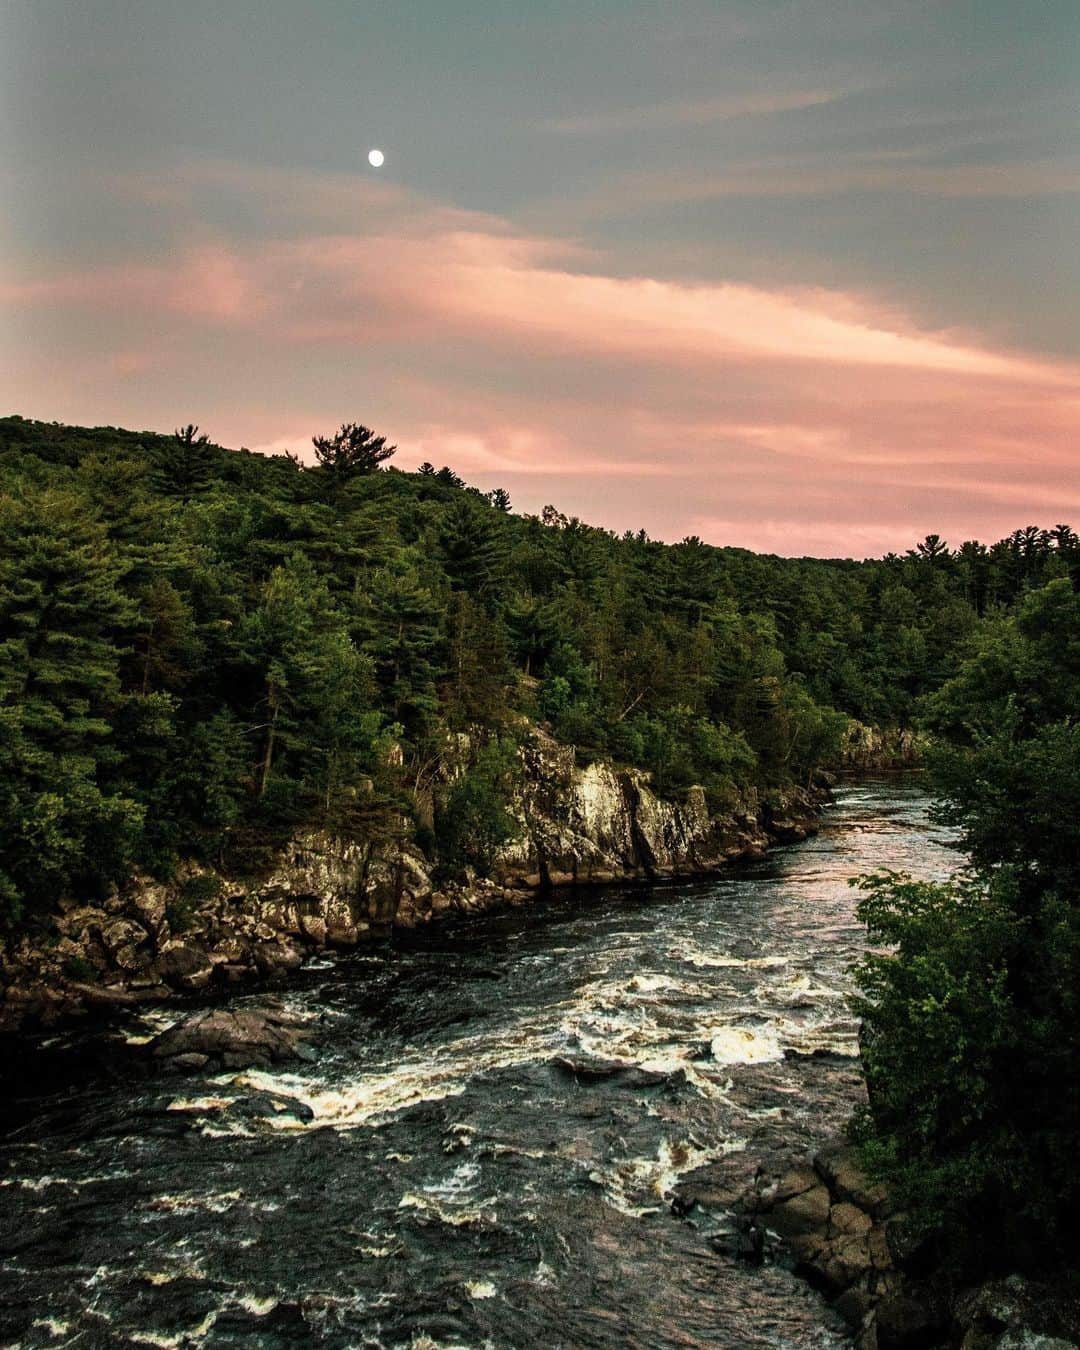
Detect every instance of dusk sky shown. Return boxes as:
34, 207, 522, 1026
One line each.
3, 1, 1078, 557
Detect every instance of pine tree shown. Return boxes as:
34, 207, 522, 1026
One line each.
311, 423, 395, 500
438, 498, 510, 608
355, 557, 444, 740
156, 424, 218, 500
442, 594, 512, 728
0, 489, 144, 918
235, 554, 389, 823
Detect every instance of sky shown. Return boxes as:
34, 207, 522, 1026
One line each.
2, 1, 1079, 558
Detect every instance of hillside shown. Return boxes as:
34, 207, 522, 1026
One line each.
1, 414, 1076, 937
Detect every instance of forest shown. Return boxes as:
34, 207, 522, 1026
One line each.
1, 413, 1077, 931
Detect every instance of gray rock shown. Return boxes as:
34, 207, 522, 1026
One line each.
769, 1183, 832, 1237
168, 1052, 210, 1071
155, 940, 214, 990
148, 1007, 318, 1069
815, 1143, 891, 1218
998, 1335, 1078, 1350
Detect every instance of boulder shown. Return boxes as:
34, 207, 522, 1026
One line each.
875, 1291, 948, 1349
774, 1165, 821, 1203
768, 1182, 831, 1237
154, 940, 214, 991
298, 913, 327, 945
326, 919, 359, 948
954, 1276, 1080, 1350
252, 941, 304, 975
815, 1143, 890, 1218
832, 1201, 874, 1238
128, 881, 170, 936
148, 1006, 317, 1070
169, 1052, 210, 1071
815, 1233, 875, 1293
100, 918, 150, 958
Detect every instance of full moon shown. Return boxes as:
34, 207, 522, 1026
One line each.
367, 148, 385, 168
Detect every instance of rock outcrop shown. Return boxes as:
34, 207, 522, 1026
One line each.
0, 727, 823, 1030
745, 1141, 1080, 1350
839, 722, 924, 770
747, 1142, 929, 1349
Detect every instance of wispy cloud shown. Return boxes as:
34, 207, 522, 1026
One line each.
3, 160, 1078, 556
541, 88, 848, 135
8, 213, 1064, 385
550, 157, 1080, 226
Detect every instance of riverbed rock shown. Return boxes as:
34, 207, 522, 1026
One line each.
751, 1147, 1080, 1350
148, 1006, 318, 1071
747, 1140, 915, 1343
769, 1181, 832, 1237
815, 1141, 891, 1218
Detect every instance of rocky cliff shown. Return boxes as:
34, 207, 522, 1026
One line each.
839, 722, 924, 770
0, 728, 822, 1031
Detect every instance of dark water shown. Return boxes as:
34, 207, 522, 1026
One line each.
0, 779, 959, 1349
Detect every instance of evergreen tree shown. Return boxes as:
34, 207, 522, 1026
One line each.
438, 498, 510, 607
0, 489, 145, 918
311, 422, 396, 499
356, 557, 444, 741
157, 424, 218, 500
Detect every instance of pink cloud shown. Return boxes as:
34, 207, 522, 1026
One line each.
3, 162, 1078, 556
3, 243, 262, 324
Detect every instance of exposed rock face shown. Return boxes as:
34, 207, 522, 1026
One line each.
746, 1141, 1080, 1350
840, 722, 924, 770
0, 727, 823, 1030
748, 1143, 917, 1348
496, 728, 795, 888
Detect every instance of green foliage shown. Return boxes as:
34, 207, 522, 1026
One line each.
0, 487, 145, 921
635, 707, 755, 797
311, 422, 396, 498
851, 871, 1022, 1265
853, 574, 1080, 1280
62, 955, 98, 982
435, 737, 522, 877
166, 873, 222, 933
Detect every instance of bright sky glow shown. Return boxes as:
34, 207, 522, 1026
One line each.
2, 1, 1078, 557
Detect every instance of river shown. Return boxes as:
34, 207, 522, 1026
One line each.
0, 777, 959, 1349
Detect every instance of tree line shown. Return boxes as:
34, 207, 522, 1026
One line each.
1, 414, 1076, 930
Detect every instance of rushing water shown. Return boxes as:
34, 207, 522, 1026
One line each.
0, 778, 959, 1350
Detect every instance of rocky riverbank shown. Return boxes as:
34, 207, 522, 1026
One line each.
0, 727, 824, 1032
732, 1141, 1080, 1349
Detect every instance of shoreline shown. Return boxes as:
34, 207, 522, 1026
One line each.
0, 781, 827, 1043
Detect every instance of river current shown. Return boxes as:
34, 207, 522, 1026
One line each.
0, 778, 959, 1349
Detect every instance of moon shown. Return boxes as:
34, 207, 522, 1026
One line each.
367, 148, 385, 168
